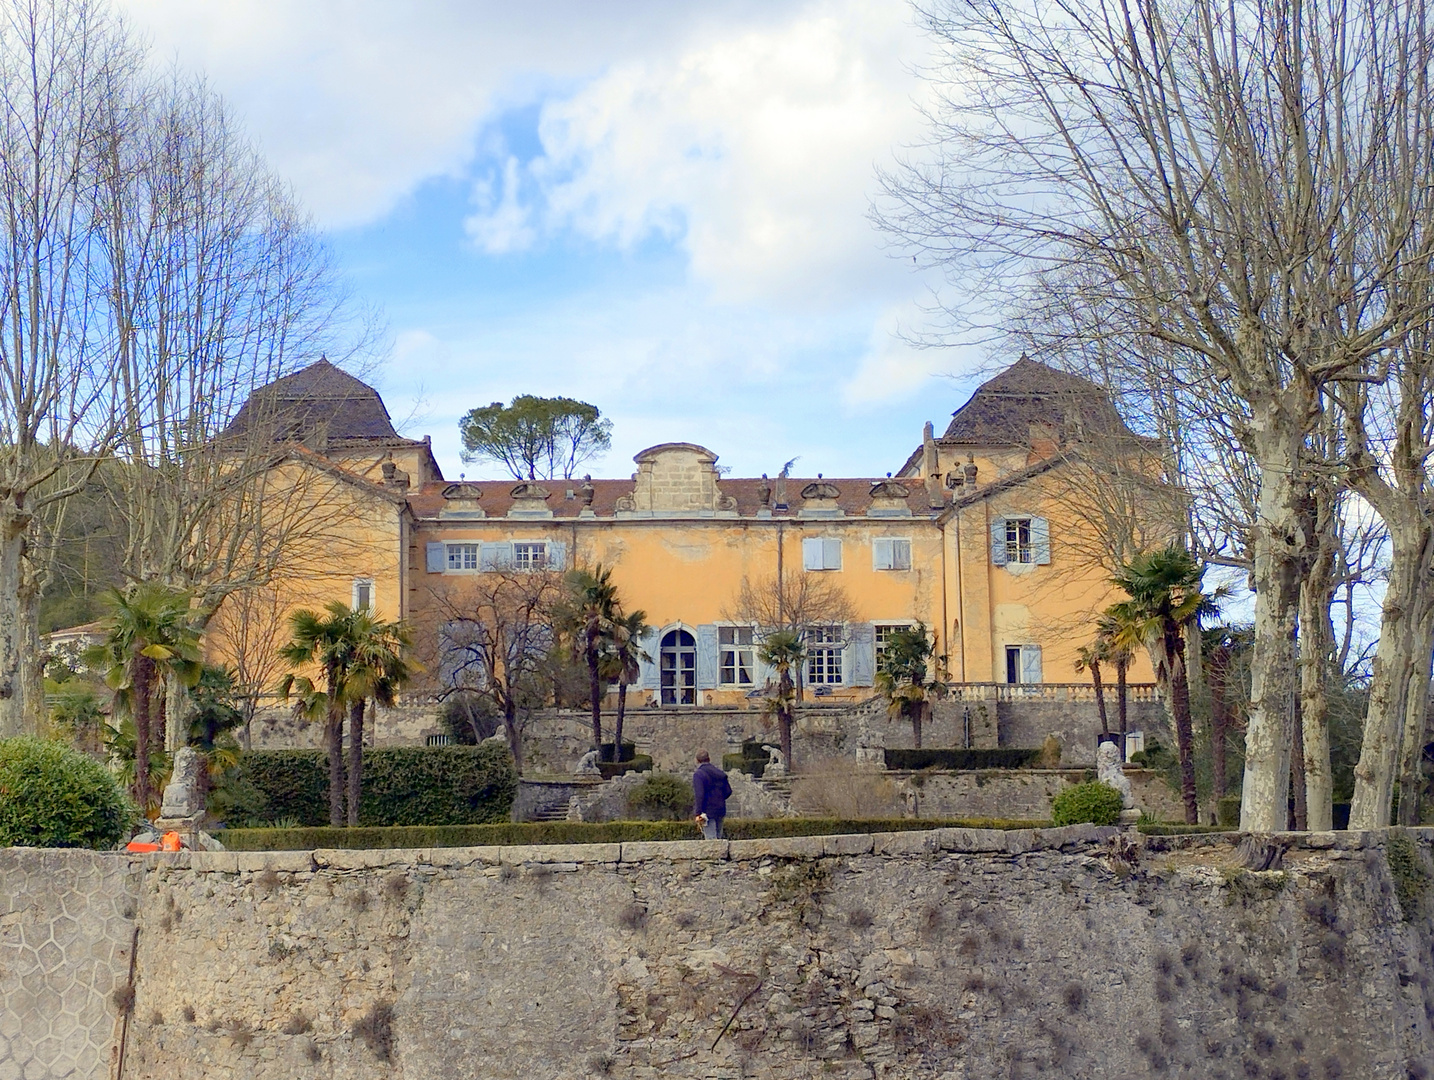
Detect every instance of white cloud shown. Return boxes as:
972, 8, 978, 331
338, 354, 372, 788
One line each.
471, 1, 935, 308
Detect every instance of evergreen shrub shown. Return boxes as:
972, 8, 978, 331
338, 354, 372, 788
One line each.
1050, 781, 1124, 827
884, 748, 1042, 771
1216, 795, 1242, 828
0, 737, 134, 849
219, 815, 1049, 851
627, 773, 695, 820
599, 741, 637, 763
599, 755, 652, 780
235, 744, 516, 827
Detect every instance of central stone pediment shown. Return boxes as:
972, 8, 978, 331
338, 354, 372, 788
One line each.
619, 443, 736, 516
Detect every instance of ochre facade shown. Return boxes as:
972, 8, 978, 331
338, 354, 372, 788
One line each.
208, 357, 1156, 708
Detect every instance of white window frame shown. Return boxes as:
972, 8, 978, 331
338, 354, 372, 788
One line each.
806, 624, 844, 684
874, 622, 916, 671
446, 542, 480, 571
802, 536, 843, 571
1005, 644, 1043, 685
352, 578, 374, 612
512, 540, 549, 572
872, 537, 912, 571
1005, 518, 1034, 564
718, 624, 756, 686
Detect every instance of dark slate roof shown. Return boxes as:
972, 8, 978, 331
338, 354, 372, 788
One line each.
221, 358, 401, 442
941, 356, 1135, 445
899, 356, 1143, 473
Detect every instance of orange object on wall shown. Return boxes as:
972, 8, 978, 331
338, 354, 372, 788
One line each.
160, 831, 183, 852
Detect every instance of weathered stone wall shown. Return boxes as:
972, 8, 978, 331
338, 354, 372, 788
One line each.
8, 829, 1434, 1079
994, 698, 1171, 765
0, 849, 143, 1079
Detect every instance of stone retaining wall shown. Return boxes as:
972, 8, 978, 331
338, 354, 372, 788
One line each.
4, 828, 1434, 1078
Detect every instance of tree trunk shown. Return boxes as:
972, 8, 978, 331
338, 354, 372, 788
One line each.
503, 698, 523, 774
1298, 490, 1338, 831
1349, 524, 1434, 829
586, 636, 603, 751
1166, 626, 1199, 825
911, 700, 926, 750
1396, 634, 1434, 826
615, 681, 627, 760
1116, 659, 1128, 740
778, 668, 794, 770
133, 655, 155, 812
0, 521, 32, 738
1091, 658, 1109, 735
346, 698, 364, 828
1290, 689, 1307, 831
1240, 423, 1306, 832
1208, 649, 1228, 802
326, 696, 345, 828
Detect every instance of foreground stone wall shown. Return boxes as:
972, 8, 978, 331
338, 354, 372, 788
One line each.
7, 829, 1432, 1079
0, 849, 142, 1079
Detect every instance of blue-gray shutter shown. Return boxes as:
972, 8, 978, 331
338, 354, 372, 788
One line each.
638, 627, 661, 690
872, 537, 893, 570
753, 631, 775, 688
823, 537, 842, 570
1031, 517, 1051, 565
546, 540, 567, 569
479, 541, 512, 571
1021, 645, 1043, 684
848, 623, 876, 686
426, 542, 446, 573
696, 624, 719, 689
990, 517, 1008, 566
802, 537, 823, 570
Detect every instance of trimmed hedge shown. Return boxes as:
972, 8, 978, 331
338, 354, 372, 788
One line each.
235, 745, 516, 828
1050, 781, 1124, 826
0, 737, 135, 849
599, 755, 653, 780
219, 815, 1049, 851
1138, 823, 1230, 835
885, 748, 1042, 771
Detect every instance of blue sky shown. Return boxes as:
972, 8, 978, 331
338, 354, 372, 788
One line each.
116, 0, 998, 481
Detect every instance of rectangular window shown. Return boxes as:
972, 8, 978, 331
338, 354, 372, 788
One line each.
872, 538, 912, 571
1005, 518, 1034, 564
719, 625, 755, 685
447, 543, 479, 571
512, 541, 548, 571
352, 579, 373, 611
807, 624, 844, 684
875, 623, 914, 671
1005, 645, 1042, 684
802, 537, 843, 571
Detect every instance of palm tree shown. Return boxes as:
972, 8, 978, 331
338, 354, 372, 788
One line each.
601, 609, 649, 763
86, 584, 203, 810
1073, 638, 1111, 735
757, 630, 805, 770
562, 565, 620, 751
278, 601, 362, 828
875, 623, 936, 749
1109, 546, 1221, 824
340, 612, 414, 827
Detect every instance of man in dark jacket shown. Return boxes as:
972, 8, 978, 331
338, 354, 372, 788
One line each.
692, 751, 732, 839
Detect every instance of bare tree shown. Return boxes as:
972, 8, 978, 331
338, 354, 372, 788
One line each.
728, 570, 855, 701
204, 584, 289, 749
422, 570, 564, 773
882, 0, 1434, 830
0, 0, 142, 734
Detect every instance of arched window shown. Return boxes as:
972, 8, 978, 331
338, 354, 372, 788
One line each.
660, 629, 697, 706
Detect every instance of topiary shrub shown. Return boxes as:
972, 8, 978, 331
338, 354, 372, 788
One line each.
236, 744, 517, 827
598, 754, 652, 780
1216, 795, 1241, 828
627, 773, 696, 821
1050, 780, 1124, 827
884, 748, 1043, 771
0, 737, 135, 848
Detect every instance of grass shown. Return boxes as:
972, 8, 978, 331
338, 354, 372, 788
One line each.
218, 816, 1048, 851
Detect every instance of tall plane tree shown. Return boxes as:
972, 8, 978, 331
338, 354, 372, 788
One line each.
881, 0, 1434, 829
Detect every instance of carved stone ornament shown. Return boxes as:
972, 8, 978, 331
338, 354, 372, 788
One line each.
1097, 740, 1134, 809
159, 746, 205, 819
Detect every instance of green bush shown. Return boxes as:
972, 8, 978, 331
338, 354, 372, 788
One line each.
599, 741, 637, 763
233, 745, 517, 828
627, 773, 695, 820
1050, 781, 1124, 827
599, 755, 652, 780
1138, 823, 1229, 835
219, 815, 1050, 851
1216, 794, 1241, 828
0, 737, 134, 849
885, 748, 1042, 771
